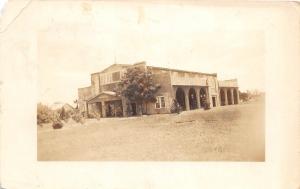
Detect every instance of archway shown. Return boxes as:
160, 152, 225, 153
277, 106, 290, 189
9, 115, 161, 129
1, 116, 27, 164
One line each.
188, 88, 197, 110
176, 88, 186, 110
227, 89, 232, 105
220, 89, 226, 106
200, 88, 206, 108
233, 89, 238, 104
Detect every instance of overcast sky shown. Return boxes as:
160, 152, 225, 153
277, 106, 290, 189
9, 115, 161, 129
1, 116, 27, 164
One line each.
34, 2, 265, 105
0, 0, 7, 14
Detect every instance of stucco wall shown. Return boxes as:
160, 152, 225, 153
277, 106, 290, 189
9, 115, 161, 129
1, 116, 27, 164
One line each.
91, 73, 100, 95
145, 72, 172, 114
219, 79, 238, 88
170, 71, 209, 86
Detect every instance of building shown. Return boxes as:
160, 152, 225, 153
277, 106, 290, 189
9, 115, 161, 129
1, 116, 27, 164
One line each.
78, 61, 240, 118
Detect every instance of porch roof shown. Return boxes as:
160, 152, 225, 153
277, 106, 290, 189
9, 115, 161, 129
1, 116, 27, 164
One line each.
87, 91, 120, 104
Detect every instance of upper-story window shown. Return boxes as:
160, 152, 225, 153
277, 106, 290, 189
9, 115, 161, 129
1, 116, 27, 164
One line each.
112, 71, 121, 82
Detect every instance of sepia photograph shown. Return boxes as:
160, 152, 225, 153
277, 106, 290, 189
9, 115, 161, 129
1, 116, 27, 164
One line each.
3, 1, 300, 189
36, 1, 265, 161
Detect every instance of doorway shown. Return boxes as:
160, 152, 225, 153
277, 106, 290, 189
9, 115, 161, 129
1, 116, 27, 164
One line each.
212, 97, 216, 107
131, 103, 137, 116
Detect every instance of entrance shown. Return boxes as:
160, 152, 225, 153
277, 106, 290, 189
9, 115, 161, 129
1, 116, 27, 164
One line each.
105, 100, 123, 117
131, 103, 137, 116
200, 88, 206, 108
175, 87, 186, 110
96, 102, 102, 117
220, 89, 226, 106
188, 88, 197, 110
227, 90, 232, 105
212, 97, 216, 107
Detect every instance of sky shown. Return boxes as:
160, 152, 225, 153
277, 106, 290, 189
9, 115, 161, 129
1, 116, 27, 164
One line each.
0, 0, 6, 14
33, 2, 265, 105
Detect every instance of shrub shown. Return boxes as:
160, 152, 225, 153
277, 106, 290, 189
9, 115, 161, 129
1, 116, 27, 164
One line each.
72, 109, 85, 124
37, 103, 54, 125
59, 107, 71, 122
87, 111, 99, 119
52, 121, 63, 129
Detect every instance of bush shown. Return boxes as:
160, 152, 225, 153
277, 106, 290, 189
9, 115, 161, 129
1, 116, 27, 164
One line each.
37, 103, 55, 125
59, 107, 71, 122
52, 121, 63, 129
87, 111, 100, 119
71, 109, 85, 124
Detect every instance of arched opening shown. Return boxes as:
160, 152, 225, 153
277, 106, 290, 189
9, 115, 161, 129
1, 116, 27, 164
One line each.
220, 89, 226, 106
200, 88, 207, 108
176, 88, 186, 110
233, 89, 238, 104
227, 89, 232, 105
188, 88, 197, 110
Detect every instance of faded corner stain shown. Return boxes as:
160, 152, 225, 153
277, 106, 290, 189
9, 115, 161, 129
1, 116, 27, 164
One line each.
81, 2, 92, 14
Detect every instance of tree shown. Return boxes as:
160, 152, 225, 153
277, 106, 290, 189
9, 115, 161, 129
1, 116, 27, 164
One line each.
239, 90, 249, 102
119, 67, 160, 115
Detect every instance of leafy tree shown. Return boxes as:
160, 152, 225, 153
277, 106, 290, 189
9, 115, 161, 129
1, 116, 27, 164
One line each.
119, 67, 160, 115
239, 90, 249, 102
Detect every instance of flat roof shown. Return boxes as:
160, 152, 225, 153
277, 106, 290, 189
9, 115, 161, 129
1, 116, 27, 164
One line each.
148, 66, 217, 77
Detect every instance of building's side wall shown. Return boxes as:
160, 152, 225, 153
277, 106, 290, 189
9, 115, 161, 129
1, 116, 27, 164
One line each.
207, 76, 219, 107
218, 79, 238, 88
91, 73, 100, 95
170, 71, 208, 86
100, 83, 119, 92
144, 70, 173, 114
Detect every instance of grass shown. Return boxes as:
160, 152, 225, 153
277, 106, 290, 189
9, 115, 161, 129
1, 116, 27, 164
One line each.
37, 101, 265, 161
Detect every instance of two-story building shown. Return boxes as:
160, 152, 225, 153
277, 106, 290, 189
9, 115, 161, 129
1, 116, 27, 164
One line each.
78, 61, 240, 118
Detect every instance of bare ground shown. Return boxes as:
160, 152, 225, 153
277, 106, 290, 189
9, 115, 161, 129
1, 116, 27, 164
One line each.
37, 102, 265, 161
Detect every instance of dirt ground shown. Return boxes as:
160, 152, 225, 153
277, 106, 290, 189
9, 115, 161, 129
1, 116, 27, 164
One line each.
37, 101, 265, 161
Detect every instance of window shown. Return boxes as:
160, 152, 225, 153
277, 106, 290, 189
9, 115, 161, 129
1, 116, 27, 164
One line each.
112, 71, 120, 82
155, 96, 166, 109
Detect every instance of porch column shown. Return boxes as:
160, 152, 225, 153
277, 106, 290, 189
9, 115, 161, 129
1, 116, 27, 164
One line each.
85, 102, 89, 117
205, 87, 211, 107
224, 88, 228, 105
196, 88, 201, 109
101, 101, 106, 118
230, 88, 234, 105
236, 88, 240, 104
121, 97, 127, 117
184, 88, 190, 111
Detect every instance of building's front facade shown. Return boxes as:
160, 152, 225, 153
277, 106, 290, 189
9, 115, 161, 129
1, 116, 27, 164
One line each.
78, 62, 240, 118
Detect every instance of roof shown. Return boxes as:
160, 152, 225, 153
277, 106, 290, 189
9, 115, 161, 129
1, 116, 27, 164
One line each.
87, 91, 119, 103
148, 66, 217, 77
